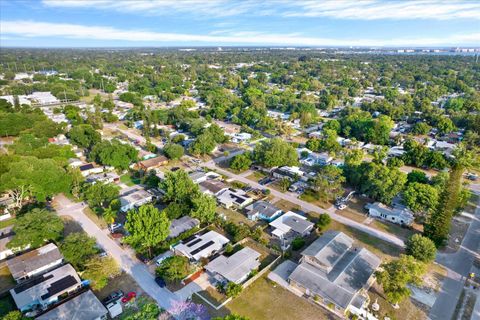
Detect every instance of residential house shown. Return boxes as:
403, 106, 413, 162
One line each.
78, 163, 103, 177
299, 152, 333, 167
365, 202, 414, 226
7, 243, 63, 283
85, 172, 120, 184
10, 264, 82, 312
67, 158, 84, 168
199, 180, 228, 196
173, 230, 230, 262
245, 200, 283, 222
272, 166, 306, 182
0, 226, 15, 260
168, 216, 200, 239
230, 132, 252, 144
269, 211, 314, 249
288, 231, 381, 317
136, 156, 168, 172
205, 247, 261, 284
216, 188, 254, 209
36, 290, 108, 320
119, 187, 155, 212
189, 171, 221, 184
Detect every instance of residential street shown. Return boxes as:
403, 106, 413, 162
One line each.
429, 190, 480, 320
54, 195, 180, 311
203, 160, 406, 247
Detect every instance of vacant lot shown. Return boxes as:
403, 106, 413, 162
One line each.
217, 207, 256, 228
274, 199, 301, 213
95, 272, 144, 301
205, 276, 338, 320
246, 171, 267, 182
299, 191, 331, 209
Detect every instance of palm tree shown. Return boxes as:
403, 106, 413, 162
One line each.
103, 206, 117, 229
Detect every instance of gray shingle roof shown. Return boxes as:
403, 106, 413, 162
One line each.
288, 231, 381, 309
7, 243, 63, 281
168, 216, 200, 239
205, 247, 261, 284
245, 201, 281, 219
36, 290, 107, 320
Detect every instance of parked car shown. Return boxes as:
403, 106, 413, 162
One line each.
109, 223, 123, 233
102, 290, 124, 305
155, 277, 166, 287
121, 291, 137, 303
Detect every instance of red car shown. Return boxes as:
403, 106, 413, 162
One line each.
121, 291, 136, 303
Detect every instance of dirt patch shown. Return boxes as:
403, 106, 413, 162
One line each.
94, 272, 145, 300
368, 283, 428, 320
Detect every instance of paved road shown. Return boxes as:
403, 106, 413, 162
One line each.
429, 190, 480, 320
203, 160, 405, 247
54, 195, 179, 310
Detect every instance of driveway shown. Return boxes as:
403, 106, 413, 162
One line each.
54, 195, 180, 310
175, 272, 213, 301
429, 190, 480, 320
203, 161, 405, 247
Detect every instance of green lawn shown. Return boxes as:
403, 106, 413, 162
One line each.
299, 191, 331, 209
120, 174, 141, 186
0, 217, 15, 229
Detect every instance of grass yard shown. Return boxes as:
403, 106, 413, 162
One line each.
83, 207, 108, 229
120, 174, 141, 186
95, 272, 144, 300
246, 171, 267, 183
274, 199, 301, 213
370, 219, 417, 241
61, 215, 84, 236
299, 191, 331, 209
0, 217, 15, 229
368, 283, 428, 320
225, 276, 337, 320
0, 266, 15, 293
217, 207, 256, 227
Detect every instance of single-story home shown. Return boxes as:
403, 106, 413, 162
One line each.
85, 172, 120, 184
67, 158, 84, 168
272, 166, 306, 182
269, 211, 314, 249
365, 202, 414, 226
10, 264, 82, 312
245, 200, 283, 222
230, 132, 252, 144
36, 290, 108, 320
288, 231, 381, 317
173, 230, 229, 261
168, 216, 200, 239
216, 188, 254, 209
119, 187, 155, 212
136, 156, 168, 172
199, 180, 229, 196
78, 163, 103, 177
205, 247, 261, 284
7, 243, 63, 283
0, 226, 15, 260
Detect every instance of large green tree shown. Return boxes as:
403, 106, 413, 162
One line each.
155, 256, 192, 281
8, 209, 64, 250
82, 182, 119, 210
163, 143, 184, 160
376, 255, 426, 304
311, 166, 345, 202
160, 169, 199, 204
67, 124, 101, 149
60, 232, 98, 270
89, 139, 138, 170
190, 193, 217, 223
0, 156, 71, 205
405, 234, 437, 263
83, 256, 120, 290
403, 182, 439, 216
254, 138, 298, 168
124, 204, 170, 257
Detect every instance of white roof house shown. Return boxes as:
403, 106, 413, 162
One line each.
205, 247, 261, 284
269, 211, 314, 249
365, 202, 414, 226
230, 132, 252, 143
28, 92, 59, 105
119, 187, 155, 212
174, 231, 230, 261
216, 188, 254, 209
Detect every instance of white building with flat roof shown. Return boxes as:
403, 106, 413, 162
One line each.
173, 231, 229, 261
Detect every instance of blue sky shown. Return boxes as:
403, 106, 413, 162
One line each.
1, 0, 479, 47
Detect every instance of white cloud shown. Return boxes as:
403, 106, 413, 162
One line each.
284, 0, 480, 20
41, 0, 480, 20
42, 0, 259, 18
1, 20, 479, 46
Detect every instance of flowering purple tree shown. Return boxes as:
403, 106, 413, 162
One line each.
168, 300, 210, 320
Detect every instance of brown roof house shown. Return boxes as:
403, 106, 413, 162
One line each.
136, 156, 168, 172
